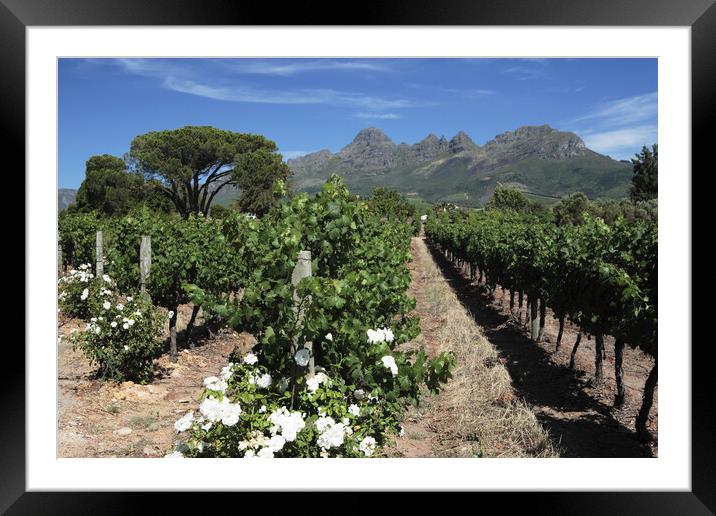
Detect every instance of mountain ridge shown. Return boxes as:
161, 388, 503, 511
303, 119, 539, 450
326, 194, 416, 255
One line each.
287, 125, 631, 206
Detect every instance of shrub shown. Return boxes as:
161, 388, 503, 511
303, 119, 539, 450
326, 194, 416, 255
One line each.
171, 323, 454, 458
58, 264, 115, 319
170, 346, 410, 458
70, 292, 168, 382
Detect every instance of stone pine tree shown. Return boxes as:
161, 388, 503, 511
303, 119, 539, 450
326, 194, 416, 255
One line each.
74, 154, 144, 216
129, 126, 281, 219
233, 148, 291, 217
629, 144, 658, 202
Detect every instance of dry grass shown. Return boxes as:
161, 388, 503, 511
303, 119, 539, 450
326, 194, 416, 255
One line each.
398, 238, 557, 458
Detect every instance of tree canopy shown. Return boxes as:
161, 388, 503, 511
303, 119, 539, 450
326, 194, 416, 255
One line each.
233, 148, 291, 217
74, 154, 145, 216
73, 154, 175, 217
630, 144, 658, 202
129, 126, 281, 218
485, 184, 531, 212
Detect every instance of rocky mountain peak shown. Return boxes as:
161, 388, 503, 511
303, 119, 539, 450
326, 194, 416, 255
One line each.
413, 133, 449, 161
449, 131, 479, 154
349, 127, 394, 147
485, 124, 586, 160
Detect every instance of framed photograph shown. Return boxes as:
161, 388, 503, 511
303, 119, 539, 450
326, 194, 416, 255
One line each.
10, 0, 712, 511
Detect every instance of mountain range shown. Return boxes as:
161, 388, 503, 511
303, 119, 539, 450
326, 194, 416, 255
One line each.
59, 124, 634, 211
287, 125, 633, 206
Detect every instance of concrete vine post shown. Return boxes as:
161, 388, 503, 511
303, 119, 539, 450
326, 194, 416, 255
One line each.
291, 250, 314, 376
289, 250, 313, 409
140, 235, 151, 297
57, 236, 63, 278
530, 296, 540, 341
95, 230, 104, 277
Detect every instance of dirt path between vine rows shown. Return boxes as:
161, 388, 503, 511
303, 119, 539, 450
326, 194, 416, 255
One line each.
57, 305, 252, 458
422, 239, 657, 458
389, 237, 556, 458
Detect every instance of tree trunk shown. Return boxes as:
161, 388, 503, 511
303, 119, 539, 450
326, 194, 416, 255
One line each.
537, 299, 546, 342
169, 306, 178, 362
569, 333, 582, 369
636, 360, 658, 441
517, 291, 523, 324
530, 297, 539, 341
184, 304, 201, 349
555, 315, 565, 351
614, 339, 625, 407
509, 290, 515, 320
479, 270, 484, 284
594, 332, 604, 384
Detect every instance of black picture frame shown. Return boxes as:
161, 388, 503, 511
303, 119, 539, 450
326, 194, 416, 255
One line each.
7, 0, 712, 512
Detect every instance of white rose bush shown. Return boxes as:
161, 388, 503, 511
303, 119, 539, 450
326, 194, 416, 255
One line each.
57, 264, 113, 319
69, 278, 167, 382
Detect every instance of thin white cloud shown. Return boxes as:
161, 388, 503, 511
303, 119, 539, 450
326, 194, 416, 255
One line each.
280, 150, 315, 160
573, 92, 657, 126
354, 112, 401, 120
164, 77, 415, 110
441, 87, 495, 99
230, 60, 389, 76
102, 59, 416, 110
502, 65, 544, 80
581, 125, 657, 159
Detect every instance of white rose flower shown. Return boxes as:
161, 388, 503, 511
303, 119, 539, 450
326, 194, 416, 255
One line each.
116, 304, 124, 311
199, 396, 241, 426
256, 373, 272, 389
122, 323, 129, 330
103, 301, 111, 310
126, 296, 133, 302
359, 436, 376, 457
174, 411, 194, 432
354, 389, 365, 400
257, 447, 275, 458
267, 434, 286, 452
268, 407, 306, 442
80, 288, 89, 301
317, 421, 348, 450
325, 333, 333, 341
348, 404, 360, 417
306, 372, 327, 392
243, 352, 258, 365
220, 364, 234, 381
110, 321, 118, 328
203, 376, 228, 392
381, 355, 398, 377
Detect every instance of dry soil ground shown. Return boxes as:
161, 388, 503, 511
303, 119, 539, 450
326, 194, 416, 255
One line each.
58, 306, 252, 457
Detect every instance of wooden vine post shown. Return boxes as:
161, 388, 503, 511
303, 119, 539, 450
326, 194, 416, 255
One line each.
140, 235, 151, 296
95, 230, 104, 277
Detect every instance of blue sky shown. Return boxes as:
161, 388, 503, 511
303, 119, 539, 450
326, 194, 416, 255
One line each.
59, 58, 657, 189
